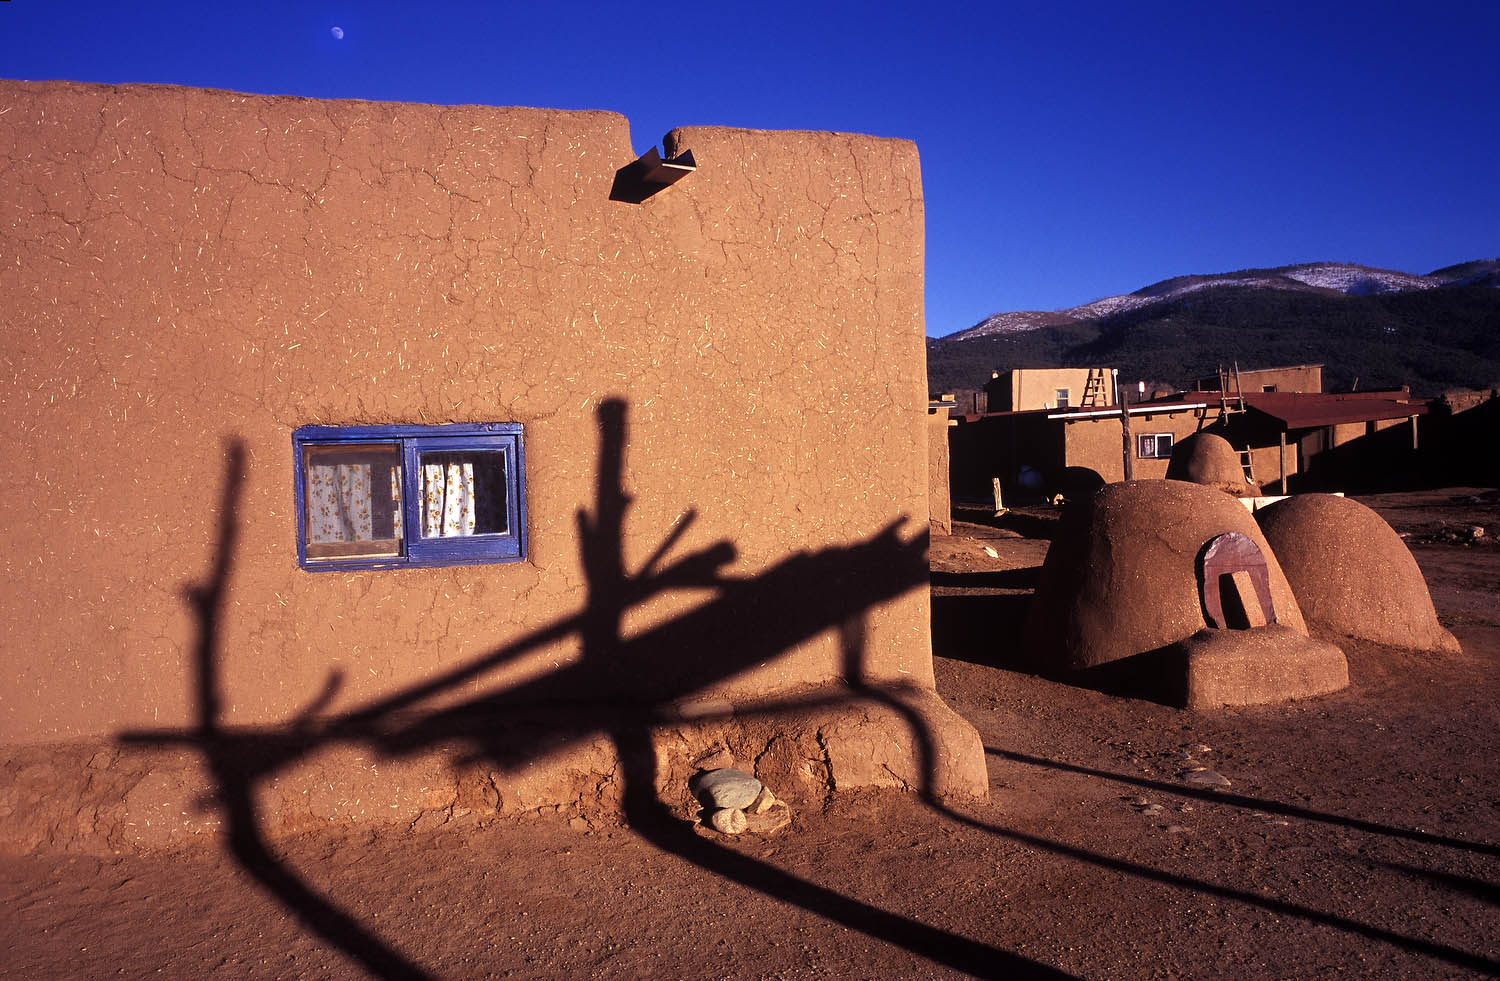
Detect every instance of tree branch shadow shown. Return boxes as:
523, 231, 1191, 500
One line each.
123, 400, 1069, 979
176, 441, 431, 979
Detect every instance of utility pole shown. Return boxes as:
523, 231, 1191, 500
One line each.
1118, 376, 1134, 481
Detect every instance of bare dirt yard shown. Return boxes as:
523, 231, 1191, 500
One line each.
3, 488, 1498, 979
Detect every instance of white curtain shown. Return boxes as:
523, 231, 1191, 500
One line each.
423, 461, 477, 537
307, 464, 374, 542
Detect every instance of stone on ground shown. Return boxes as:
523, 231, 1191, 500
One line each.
708, 808, 747, 835
690, 768, 763, 810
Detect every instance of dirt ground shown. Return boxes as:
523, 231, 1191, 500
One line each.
3, 488, 1498, 979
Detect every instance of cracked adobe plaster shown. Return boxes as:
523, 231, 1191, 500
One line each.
0, 81, 984, 847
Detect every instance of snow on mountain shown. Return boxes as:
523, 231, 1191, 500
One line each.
948, 261, 1459, 342
1062, 275, 1285, 319
1277, 264, 1437, 295
957, 309, 1079, 339
1062, 294, 1151, 319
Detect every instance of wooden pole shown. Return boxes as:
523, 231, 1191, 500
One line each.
1278, 430, 1287, 494
1119, 381, 1134, 481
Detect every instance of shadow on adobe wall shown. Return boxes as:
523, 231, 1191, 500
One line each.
121, 400, 1066, 980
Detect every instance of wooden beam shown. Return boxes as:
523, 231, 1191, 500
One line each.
1279, 430, 1287, 494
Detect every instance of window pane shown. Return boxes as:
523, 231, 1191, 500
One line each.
1158, 435, 1173, 457
303, 443, 403, 560
419, 450, 508, 538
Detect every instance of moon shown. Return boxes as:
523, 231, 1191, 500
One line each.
331, 26, 345, 40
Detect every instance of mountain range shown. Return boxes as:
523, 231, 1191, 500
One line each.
927, 259, 1500, 398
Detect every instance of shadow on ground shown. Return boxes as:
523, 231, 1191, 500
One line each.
123, 399, 1069, 980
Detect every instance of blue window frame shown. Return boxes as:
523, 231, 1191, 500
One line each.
293, 422, 526, 571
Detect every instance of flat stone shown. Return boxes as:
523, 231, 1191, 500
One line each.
690, 768, 763, 810
743, 802, 792, 835
1180, 768, 1231, 788
748, 786, 777, 814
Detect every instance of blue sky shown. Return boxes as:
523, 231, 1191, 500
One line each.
3, 1, 1496, 336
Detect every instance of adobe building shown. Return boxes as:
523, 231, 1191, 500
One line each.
1195, 364, 1324, 395
949, 393, 1215, 501
0, 80, 985, 852
950, 363, 1430, 502
985, 367, 1116, 411
1232, 389, 1426, 491
927, 398, 956, 535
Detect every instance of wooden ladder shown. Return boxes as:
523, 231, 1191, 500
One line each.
1217, 362, 1246, 416
1239, 447, 1256, 486
1081, 367, 1108, 407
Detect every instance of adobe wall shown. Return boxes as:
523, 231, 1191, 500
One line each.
0, 81, 984, 848
1063, 410, 1202, 483
1247, 442, 1296, 493
1200, 365, 1323, 394
1007, 368, 1113, 411
1330, 422, 1366, 448
1240, 365, 1323, 394
1436, 389, 1497, 415
1421, 393, 1499, 487
1062, 418, 1129, 482
927, 413, 952, 534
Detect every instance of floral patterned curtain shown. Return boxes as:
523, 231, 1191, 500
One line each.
308, 464, 373, 542
306, 457, 400, 545
421, 452, 506, 538
423, 459, 477, 538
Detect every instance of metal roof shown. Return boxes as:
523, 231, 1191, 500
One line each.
1243, 391, 1425, 429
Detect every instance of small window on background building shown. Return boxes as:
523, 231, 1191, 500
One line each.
1262, 385, 1277, 393
293, 423, 526, 571
1055, 388, 1070, 408
1137, 433, 1174, 459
